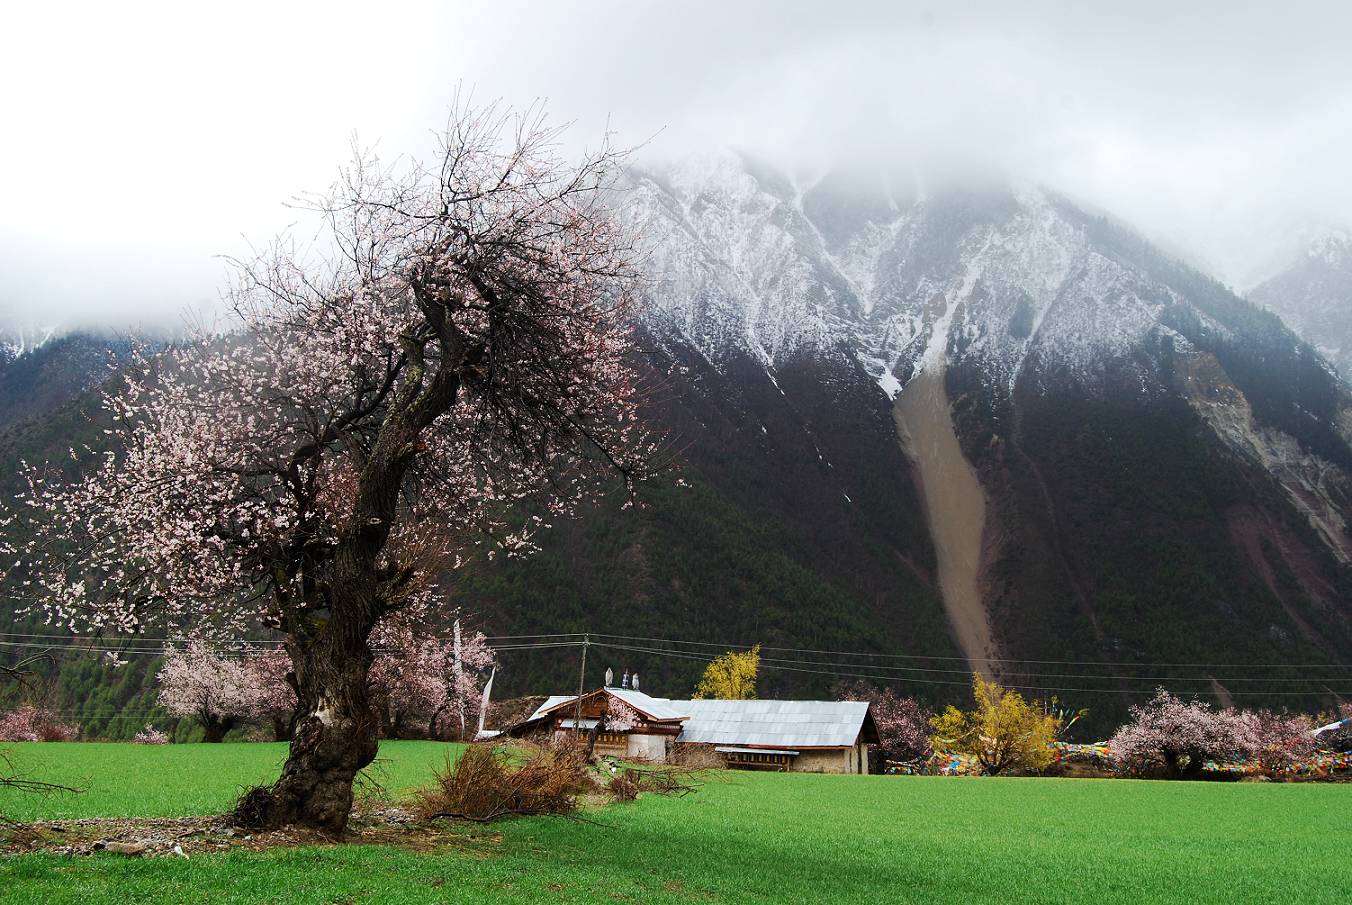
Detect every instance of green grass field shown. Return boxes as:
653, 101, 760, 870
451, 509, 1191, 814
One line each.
0, 741, 460, 821
2, 741, 1348, 904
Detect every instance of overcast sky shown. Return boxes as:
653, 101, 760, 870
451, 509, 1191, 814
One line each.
3, 1, 1351, 331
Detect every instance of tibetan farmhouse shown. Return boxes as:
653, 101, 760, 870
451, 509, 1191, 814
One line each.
508, 687, 879, 774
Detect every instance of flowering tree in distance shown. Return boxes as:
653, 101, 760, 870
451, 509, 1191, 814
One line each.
434, 620, 497, 741
368, 618, 496, 739
10, 103, 648, 831
368, 622, 446, 739
0, 704, 78, 742
1109, 689, 1252, 779
1239, 709, 1315, 777
157, 642, 258, 742
835, 680, 932, 764
244, 649, 300, 741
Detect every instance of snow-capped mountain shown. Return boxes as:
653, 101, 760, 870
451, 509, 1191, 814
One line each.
0, 328, 136, 430
629, 153, 1352, 545
1250, 230, 1352, 383
631, 154, 1246, 402
594, 152, 1352, 710
0, 321, 62, 362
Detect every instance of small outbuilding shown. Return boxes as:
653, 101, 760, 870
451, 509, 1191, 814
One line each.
510, 687, 878, 774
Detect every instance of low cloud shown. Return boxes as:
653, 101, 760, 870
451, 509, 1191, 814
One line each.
3, 1, 1350, 328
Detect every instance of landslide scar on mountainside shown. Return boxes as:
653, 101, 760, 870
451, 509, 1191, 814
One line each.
893, 368, 998, 677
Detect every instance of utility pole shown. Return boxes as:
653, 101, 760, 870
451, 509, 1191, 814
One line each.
573, 633, 589, 738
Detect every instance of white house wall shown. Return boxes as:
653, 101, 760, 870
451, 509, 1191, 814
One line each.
626, 733, 669, 762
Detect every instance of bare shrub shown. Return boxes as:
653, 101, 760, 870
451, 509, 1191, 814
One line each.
608, 769, 641, 802
669, 743, 724, 770
414, 743, 590, 823
36, 722, 77, 742
630, 765, 703, 798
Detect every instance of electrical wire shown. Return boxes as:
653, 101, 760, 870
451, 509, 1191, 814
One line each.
589, 641, 1352, 697
587, 632, 1352, 670
3, 628, 1349, 692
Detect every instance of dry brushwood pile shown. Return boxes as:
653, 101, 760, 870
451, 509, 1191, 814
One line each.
413, 743, 704, 823
414, 744, 592, 823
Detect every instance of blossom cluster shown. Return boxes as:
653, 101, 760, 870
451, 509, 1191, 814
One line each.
0, 704, 77, 742
133, 724, 171, 745
1109, 688, 1316, 777
603, 697, 642, 732
369, 616, 496, 739
835, 679, 933, 763
156, 641, 293, 727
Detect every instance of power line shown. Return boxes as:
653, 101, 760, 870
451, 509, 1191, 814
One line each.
587, 632, 1352, 670
0, 638, 584, 656
4, 627, 1350, 690
0, 630, 585, 644
4, 625, 1350, 670
590, 641, 1352, 697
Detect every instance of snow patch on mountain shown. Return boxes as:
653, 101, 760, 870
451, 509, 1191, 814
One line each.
630, 155, 1185, 403
1251, 229, 1352, 384
0, 322, 62, 361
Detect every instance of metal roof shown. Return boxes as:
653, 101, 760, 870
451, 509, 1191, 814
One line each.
527, 695, 576, 720
672, 699, 872, 749
529, 688, 688, 723
559, 718, 599, 730
528, 690, 873, 749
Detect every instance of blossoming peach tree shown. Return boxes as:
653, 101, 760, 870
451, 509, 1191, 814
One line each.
368, 618, 496, 740
1109, 688, 1255, 778
157, 641, 262, 742
5, 104, 650, 831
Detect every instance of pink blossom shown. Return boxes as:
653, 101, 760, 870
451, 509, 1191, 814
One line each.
2, 111, 649, 643
1109, 688, 1253, 779
836, 680, 932, 763
368, 616, 496, 739
157, 642, 259, 742
133, 724, 170, 745
604, 697, 642, 732
1237, 709, 1316, 776
0, 705, 77, 742
0, 102, 649, 829
242, 649, 299, 740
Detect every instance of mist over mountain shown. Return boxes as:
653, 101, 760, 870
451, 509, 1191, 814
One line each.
1250, 231, 1352, 384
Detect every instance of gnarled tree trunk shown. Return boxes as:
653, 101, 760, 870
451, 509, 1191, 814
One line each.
232, 609, 380, 834
200, 714, 234, 743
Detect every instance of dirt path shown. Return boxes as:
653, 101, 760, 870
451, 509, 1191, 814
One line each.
893, 368, 997, 676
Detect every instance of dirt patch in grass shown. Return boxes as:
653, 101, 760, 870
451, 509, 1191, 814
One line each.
0, 806, 503, 859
